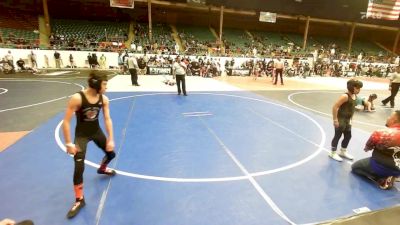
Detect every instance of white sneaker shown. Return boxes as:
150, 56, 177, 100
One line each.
339, 150, 354, 160
329, 151, 343, 162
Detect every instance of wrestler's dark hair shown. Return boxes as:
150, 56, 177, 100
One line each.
347, 79, 363, 93
88, 72, 107, 93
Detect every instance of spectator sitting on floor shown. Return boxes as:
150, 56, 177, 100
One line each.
16, 58, 25, 71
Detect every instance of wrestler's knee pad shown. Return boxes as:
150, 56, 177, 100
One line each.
106, 151, 116, 161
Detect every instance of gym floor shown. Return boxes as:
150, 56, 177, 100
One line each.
0, 70, 399, 225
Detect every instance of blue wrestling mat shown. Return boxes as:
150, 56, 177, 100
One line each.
1, 89, 399, 225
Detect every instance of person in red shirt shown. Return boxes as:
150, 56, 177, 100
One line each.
351, 110, 400, 190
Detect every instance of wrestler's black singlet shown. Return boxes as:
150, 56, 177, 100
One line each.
337, 93, 356, 124
75, 91, 103, 137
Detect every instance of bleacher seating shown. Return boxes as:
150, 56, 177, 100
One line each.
0, 9, 37, 31
351, 39, 386, 56
177, 25, 215, 55
285, 33, 305, 47
51, 19, 129, 50
312, 36, 347, 52
251, 31, 287, 47
132, 23, 175, 54
0, 6, 393, 59
177, 25, 215, 42
0, 9, 39, 48
223, 28, 252, 55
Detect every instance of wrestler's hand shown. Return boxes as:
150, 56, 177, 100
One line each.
66, 143, 77, 155
333, 120, 339, 128
364, 147, 372, 152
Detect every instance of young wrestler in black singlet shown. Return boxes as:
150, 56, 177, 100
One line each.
330, 79, 363, 162
62, 72, 116, 218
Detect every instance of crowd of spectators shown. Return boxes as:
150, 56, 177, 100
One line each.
115, 52, 222, 78
2, 21, 399, 78
129, 23, 176, 55
49, 31, 128, 52
2, 19, 397, 65
0, 31, 39, 49
0, 50, 40, 74
1, 46, 399, 80
179, 32, 213, 56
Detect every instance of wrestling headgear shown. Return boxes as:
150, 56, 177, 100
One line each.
88, 72, 107, 93
347, 79, 363, 93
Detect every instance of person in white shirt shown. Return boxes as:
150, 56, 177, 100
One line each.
5, 50, 14, 71
44, 55, 49, 68
330, 48, 335, 57
382, 66, 400, 108
127, 54, 140, 86
273, 57, 284, 85
312, 49, 318, 62
172, 56, 187, 96
130, 42, 136, 52
29, 51, 37, 68
357, 53, 363, 62
137, 45, 143, 53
